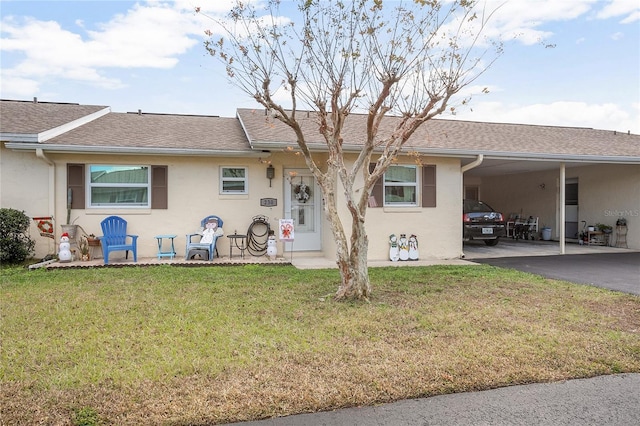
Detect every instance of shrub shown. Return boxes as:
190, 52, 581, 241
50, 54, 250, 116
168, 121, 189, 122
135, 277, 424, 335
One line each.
0, 208, 35, 264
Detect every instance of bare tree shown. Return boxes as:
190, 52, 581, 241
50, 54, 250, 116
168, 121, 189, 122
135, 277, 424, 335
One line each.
202, 0, 502, 301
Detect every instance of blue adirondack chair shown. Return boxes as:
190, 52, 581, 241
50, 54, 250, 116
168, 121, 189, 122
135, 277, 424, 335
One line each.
186, 215, 224, 260
99, 216, 138, 265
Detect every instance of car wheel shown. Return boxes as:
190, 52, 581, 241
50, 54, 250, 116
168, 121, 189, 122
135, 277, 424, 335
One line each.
484, 238, 499, 246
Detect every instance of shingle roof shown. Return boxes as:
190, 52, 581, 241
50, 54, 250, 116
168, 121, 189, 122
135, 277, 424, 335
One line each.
236, 108, 640, 159
0, 99, 108, 134
46, 111, 252, 152
3, 100, 638, 160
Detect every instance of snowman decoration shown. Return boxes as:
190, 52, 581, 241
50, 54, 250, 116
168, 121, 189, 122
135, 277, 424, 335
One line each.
389, 234, 400, 262
58, 232, 72, 263
267, 230, 278, 260
398, 234, 410, 261
408, 234, 419, 260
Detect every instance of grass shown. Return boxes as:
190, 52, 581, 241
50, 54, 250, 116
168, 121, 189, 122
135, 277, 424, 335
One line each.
1, 264, 639, 425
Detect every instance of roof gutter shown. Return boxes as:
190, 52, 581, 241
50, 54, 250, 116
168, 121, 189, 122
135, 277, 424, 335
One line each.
35, 149, 56, 234
247, 141, 640, 164
5, 143, 268, 158
461, 154, 484, 173
35, 148, 54, 165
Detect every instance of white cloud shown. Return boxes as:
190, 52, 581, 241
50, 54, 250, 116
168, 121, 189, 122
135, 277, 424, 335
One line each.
450, 0, 637, 47
610, 31, 624, 40
595, 0, 640, 22
0, 72, 40, 96
467, 0, 596, 46
0, 1, 211, 96
449, 100, 640, 134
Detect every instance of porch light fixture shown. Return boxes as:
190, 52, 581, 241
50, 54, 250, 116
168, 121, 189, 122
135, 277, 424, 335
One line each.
266, 164, 275, 187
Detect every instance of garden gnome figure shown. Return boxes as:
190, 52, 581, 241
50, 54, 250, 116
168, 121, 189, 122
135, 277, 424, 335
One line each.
58, 232, 72, 263
267, 230, 277, 260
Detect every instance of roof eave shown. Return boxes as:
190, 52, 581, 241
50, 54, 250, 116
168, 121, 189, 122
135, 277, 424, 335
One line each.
0, 107, 111, 143
0, 133, 39, 143
3, 143, 268, 158
248, 141, 640, 163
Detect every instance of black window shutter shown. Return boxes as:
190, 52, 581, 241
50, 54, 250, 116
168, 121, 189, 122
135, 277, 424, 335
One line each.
67, 164, 85, 209
151, 165, 168, 209
422, 165, 436, 207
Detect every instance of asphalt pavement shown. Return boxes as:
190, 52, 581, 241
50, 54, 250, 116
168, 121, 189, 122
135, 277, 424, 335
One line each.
472, 252, 640, 295
231, 374, 640, 425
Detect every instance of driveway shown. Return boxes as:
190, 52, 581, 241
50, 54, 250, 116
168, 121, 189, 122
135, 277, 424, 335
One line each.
467, 240, 640, 295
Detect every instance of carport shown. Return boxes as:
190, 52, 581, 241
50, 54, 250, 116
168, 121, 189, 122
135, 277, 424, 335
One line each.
460, 150, 639, 256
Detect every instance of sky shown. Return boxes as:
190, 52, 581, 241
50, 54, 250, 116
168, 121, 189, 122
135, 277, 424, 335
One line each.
1, 0, 639, 134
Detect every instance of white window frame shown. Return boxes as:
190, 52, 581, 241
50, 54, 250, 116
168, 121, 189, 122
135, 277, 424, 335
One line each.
87, 165, 151, 208
220, 166, 248, 194
383, 164, 419, 207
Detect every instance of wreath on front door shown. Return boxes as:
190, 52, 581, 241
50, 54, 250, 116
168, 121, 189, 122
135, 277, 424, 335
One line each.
294, 182, 311, 203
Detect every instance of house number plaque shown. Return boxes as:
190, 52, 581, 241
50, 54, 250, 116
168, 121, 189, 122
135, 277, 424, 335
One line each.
260, 198, 277, 207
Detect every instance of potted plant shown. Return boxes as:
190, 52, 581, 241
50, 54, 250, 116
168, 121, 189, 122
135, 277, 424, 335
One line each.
61, 188, 79, 239
86, 234, 101, 247
596, 223, 613, 234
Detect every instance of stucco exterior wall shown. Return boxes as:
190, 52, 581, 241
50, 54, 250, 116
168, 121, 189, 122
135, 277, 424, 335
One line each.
574, 164, 639, 249
3, 146, 464, 262
348, 155, 463, 261
0, 149, 289, 260
7, 144, 634, 262
479, 168, 559, 237
53, 152, 293, 260
0, 146, 57, 258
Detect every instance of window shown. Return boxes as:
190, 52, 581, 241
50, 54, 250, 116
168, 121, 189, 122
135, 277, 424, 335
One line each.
369, 164, 436, 208
88, 165, 150, 207
220, 167, 248, 194
384, 165, 418, 206
67, 164, 167, 209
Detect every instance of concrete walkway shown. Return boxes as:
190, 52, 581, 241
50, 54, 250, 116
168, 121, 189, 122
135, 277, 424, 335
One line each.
232, 374, 640, 426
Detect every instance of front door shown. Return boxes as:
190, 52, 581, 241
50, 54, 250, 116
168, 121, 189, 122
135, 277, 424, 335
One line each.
283, 169, 322, 251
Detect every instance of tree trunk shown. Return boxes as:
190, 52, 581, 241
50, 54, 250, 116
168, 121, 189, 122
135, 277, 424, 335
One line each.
334, 217, 371, 301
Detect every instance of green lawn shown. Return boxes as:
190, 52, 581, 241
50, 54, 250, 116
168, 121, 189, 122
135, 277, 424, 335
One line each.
1, 264, 639, 425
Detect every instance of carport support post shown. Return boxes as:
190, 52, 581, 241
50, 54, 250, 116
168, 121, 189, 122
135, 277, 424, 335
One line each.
560, 163, 566, 254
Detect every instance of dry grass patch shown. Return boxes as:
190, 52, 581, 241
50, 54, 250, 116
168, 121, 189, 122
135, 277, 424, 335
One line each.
1, 264, 638, 425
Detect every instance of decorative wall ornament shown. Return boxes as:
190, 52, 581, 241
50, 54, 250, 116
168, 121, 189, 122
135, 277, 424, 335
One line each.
294, 182, 311, 203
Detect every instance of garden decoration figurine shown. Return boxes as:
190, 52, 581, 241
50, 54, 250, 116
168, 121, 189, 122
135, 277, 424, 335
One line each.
408, 234, 419, 260
200, 218, 224, 244
389, 234, 399, 262
58, 232, 72, 263
267, 230, 277, 260
398, 233, 409, 261
79, 237, 90, 261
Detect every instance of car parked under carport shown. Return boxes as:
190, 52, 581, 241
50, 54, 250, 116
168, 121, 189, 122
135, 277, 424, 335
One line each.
463, 199, 507, 246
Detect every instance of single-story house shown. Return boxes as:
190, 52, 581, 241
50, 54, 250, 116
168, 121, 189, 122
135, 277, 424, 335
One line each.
1, 98, 639, 261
